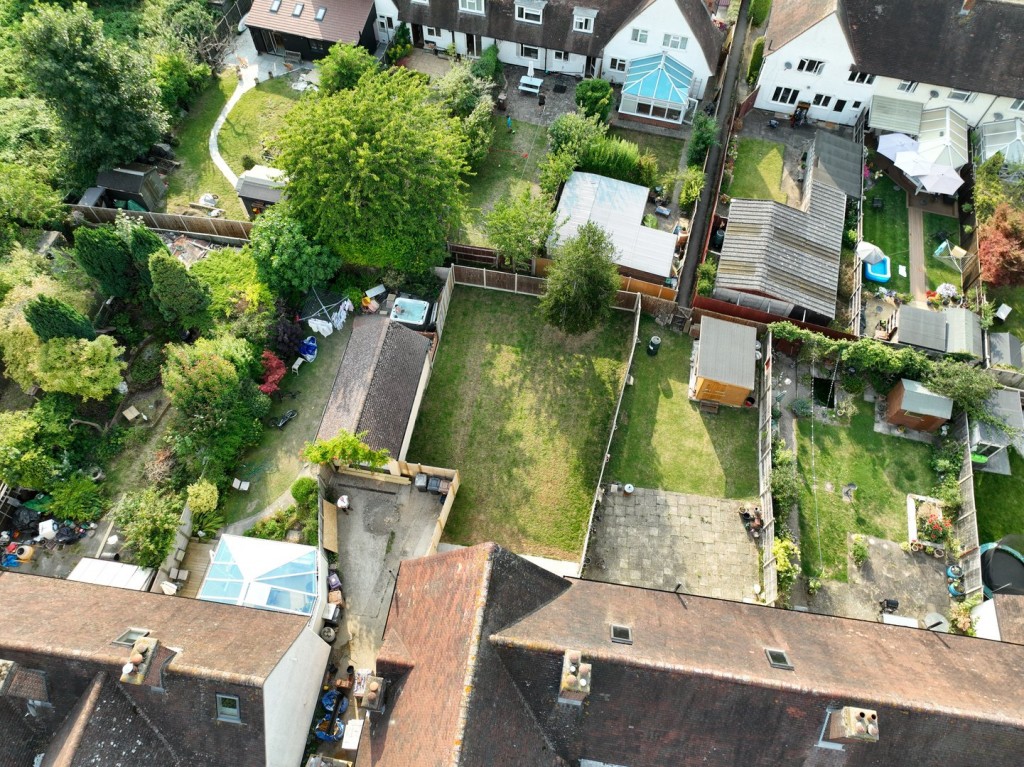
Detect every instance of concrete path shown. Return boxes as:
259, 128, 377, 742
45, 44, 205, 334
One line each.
907, 205, 927, 302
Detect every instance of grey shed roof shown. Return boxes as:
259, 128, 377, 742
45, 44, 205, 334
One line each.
944, 308, 984, 359
989, 332, 1024, 369
976, 388, 1024, 451
810, 131, 862, 199
867, 96, 924, 136
235, 165, 286, 203
316, 317, 430, 457
716, 180, 846, 319
899, 379, 953, 420
696, 316, 756, 390
897, 306, 947, 352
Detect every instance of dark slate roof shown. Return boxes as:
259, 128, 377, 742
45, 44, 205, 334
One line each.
989, 331, 1023, 368
716, 180, 846, 319
394, 0, 724, 66
996, 594, 1024, 645
764, 0, 839, 53
95, 163, 159, 195
316, 317, 430, 456
695, 316, 757, 389
843, 0, 1024, 96
810, 130, 862, 199
977, 387, 1024, 449
897, 305, 947, 352
945, 307, 984, 358
357, 544, 569, 767
246, 0, 374, 42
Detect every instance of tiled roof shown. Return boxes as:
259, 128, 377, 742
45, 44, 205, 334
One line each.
996, 594, 1024, 646
764, 0, 839, 52
316, 317, 430, 457
843, 0, 1024, 97
358, 544, 569, 767
246, 0, 374, 43
0, 572, 306, 684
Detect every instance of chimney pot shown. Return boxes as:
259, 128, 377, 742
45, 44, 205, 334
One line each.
828, 707, 880, 744
129, 653, 144, 666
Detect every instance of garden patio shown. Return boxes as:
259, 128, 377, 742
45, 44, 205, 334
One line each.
407, 287, 632, 560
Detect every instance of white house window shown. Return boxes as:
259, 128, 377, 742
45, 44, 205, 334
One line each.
631, 28, 648, 44
897, 80, 918, 93
621, 97, 683, 124
813, 94, 831, 107
833, 99, 846, 111
773, 87, 798, 105
609, 57, 627, 72
314, 6, 326, 19
949, 88, 973, 102
852, 100, 862, 108
662, 34, 687, 50
292, 2, 303, 16
553, 50, 569, 61
519, 44, 540, 60
216, 694, 241, 723
310, 39, 325, 52
1012, 98, 1024, 111
515, 1, 544, 24
573, 7, 596, 32
412, 0, 428, 5
269, 0, 281, 11
459, 0, 484, 14
847, 71, 874, 84
425, 26, 440, 36
797, 58, 824, 74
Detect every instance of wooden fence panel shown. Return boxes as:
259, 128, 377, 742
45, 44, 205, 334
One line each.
485, 270, 516, 292
453, 264, 486, 286
758, 331, 777, 605
433, 268, 455, 343
70, 205, 252, 242
516, 275, 545, 296
952, 412, 983, 595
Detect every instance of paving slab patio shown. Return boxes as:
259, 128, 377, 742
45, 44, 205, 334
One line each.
583, 487, 762, 601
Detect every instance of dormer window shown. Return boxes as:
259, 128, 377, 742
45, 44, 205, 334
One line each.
292, 2, 304, 16
315, 6, 326, 20
269, 0, 281, 11
515, 0, 545, 24
573, 7, 597, 33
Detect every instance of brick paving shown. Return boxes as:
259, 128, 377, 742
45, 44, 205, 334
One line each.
584, 487, 762, 601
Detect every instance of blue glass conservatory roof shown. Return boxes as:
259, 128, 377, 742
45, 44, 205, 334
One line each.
198, 534, 320, 616
623, 53, 694, 105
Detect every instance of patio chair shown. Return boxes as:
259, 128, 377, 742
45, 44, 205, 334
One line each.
872, 197, 884, 210
232, 478, 250, 491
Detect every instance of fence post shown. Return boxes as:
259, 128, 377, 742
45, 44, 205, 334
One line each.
514, 273, 518, 295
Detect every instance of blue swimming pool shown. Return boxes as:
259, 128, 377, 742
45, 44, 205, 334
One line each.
864, 256, 891, 283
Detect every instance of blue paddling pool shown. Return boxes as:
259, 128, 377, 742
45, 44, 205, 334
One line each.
864, 256, 891, 283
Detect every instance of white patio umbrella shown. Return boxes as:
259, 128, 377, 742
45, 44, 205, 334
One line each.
915, 165, 964, 195
856, 241, 886, 264
877, 133, 918, 160
527, 62, 535, 78
894, 151, 934, 177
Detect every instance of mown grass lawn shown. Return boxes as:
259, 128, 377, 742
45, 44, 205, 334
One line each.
923, 211, 963, 290
862, 179, 910, 295
461, 116, 549, 246
165, 72, 244, 220
218, 77, 303, 176
796, 400, 934, 581
407, 287, 632, 558
972, 450, 1024, 544
608, 320, 758, 498
985, 284, 1024, 343
726, 138, 786, 202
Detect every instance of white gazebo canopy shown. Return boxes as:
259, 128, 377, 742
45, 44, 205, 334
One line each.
917, 107, 970, 169
981, 118, 1024, 164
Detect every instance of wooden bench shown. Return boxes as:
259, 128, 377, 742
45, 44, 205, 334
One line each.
519, 76, 543, 95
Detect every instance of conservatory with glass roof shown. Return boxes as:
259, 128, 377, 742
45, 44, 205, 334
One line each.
197, 534, 323, 617
618, 52, 697, 125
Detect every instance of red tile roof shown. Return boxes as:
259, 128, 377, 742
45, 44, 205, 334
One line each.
246, 0, 373, 43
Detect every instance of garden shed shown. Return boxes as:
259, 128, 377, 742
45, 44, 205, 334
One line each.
693, 316, 757, 407
95, 163, 166, 211
235, 165, 286, 219
551, 172, 677, 283
989, 332, 1023, 369
971, 388, 1024, 475
885, 379, 952, 433
895, 306, 983, 359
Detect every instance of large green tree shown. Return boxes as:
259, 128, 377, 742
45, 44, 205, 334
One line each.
278, 68, 469, 272
19, 3, 168, 186
539, 221, 620, 335
24, 295, 96, 341
149, 250, 211, 329
484, 188, 556, 270
249, 201, 337, 298
317, 42, 378, 94
114, 487, 181, 568
0, 162, 62, 252
36, 335, 125, 400
73, 225, 137, 298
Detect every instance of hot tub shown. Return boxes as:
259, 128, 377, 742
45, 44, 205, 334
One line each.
864, 255, 891, 284
390, 297, 436, 330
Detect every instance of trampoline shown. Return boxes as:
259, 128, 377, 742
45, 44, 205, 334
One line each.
980, 538, 1024, 598
864, 256, 892, 283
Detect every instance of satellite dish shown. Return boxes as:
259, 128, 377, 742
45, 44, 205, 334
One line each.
122, 663, 135, 675
784, 62, 793, 70
994, 112, 1004, 120
929, 89, 940, 98
755, 351, 763, 360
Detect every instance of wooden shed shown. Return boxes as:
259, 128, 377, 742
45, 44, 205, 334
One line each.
694, 317, 757, 407
235, 165, 286, 220
95, 163, 166, 211
886, 379, 953, 433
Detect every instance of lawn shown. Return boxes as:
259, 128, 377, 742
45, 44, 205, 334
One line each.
217, 77, 303, 176
796, 400, 934, 581
986, 284, 1024, 343
608, 127, 685, 181
165, 72, 244, 220
972, 451, 1024, 544
407, 287, 632, 558
726, 138, 786, 202
923, 212, 963, 290
608, 320, 758, 498
220, 324, 352, 525
862, 178, 910, 295
461, 116, 549, 245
